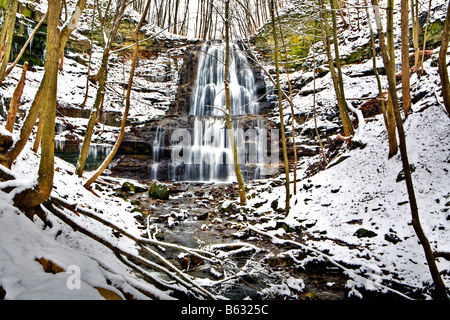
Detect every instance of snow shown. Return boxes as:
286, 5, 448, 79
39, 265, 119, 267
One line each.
1, 0, 449, 300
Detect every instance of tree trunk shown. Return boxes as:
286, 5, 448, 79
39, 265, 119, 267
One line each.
13, 0, 60, 210
331, 0, 353, 138
225, 0, 246, 205
84, 0, 152, 188
401, 0, 411, 115
75, 1, 128, 177
372, 0, 448, 300
0, 0, 19, 82
410, 0, 420, 71
0, 0, 87, 169
1, 11, 47, 83
270, 0, 290, 215
385, 0, 399, 158
5, 62, 28, 133
275, 4, 297, 194
319, 0, 354, 140
438, 0, 450, 117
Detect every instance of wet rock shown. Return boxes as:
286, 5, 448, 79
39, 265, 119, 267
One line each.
148, 180, 170, 200
121, 181, 148, 193
353, 228, 377, 238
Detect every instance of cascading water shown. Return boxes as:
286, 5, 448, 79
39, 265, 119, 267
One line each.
151, 40, 277, 182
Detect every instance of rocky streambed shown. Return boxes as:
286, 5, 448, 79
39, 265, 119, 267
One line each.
110, 178, 351, 300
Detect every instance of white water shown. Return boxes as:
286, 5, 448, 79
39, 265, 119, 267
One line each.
152, 41, 275, 182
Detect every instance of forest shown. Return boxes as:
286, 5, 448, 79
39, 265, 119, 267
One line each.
0, 0, 449, 304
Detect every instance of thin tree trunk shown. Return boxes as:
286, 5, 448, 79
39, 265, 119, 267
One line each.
419, 0, 433, 76
372, 0, 448, 300
224, 0, 246, 205
275, 4, 297, 194
75, 1, 128, 177
1, 11, 48, 83
312, 42, 327, 166
410, 0, 420, 71
5, 62, 27, 133
363, 0, 389, 129
0, 0, 19, 82
401, 0, 411, 115
438, 0, 450, 117
84, 0, 152, 189
319, 0, 354, 140
0, 0, 88, 169
270, 0, 290, 215
331, 0, 353, 138
385, 0, 399, 158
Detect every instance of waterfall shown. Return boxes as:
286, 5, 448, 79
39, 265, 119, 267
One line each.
189, 41, 259, 116
151, 41, 277, 183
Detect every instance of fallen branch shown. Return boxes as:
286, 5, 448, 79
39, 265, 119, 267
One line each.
245, 224, 414, 300
42, 200, 218, 299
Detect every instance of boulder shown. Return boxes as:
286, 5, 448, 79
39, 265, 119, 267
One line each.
353, 228, 377, 238
148, 180, 170, 200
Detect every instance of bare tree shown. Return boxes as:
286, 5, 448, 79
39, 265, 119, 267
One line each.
13, 0, 87, 213
75, 0, 128, 177
438, 0, 450, 117
84, 0, 153, 189
270, 0, 290, 215
225, 0, 247, 205
0, 0, 19, 82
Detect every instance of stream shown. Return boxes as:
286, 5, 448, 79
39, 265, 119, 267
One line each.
127, 181, 349, 300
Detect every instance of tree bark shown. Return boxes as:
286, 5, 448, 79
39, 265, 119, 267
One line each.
0, 0, 19, 82
5, 62, 28, 133
13, 0, 60, 210
438, 0, 450, 117
270, 0, 290, 215
385, 0, 399, 158
75, 0, 128, 177
401, 0, 411, 115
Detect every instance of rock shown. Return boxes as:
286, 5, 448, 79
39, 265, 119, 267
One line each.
121, 181, 147, 193
353, 228, 377, 238
0, 286, 5, 300
148, 180, 170, 200
218, 200, 233, 213
331, 187, 341, 193
384, 232, 402, 244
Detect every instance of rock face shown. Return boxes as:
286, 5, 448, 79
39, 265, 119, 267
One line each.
111, 42, 280, 182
